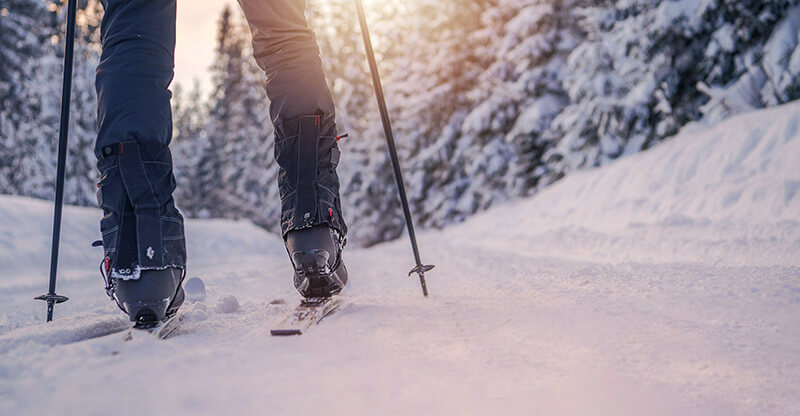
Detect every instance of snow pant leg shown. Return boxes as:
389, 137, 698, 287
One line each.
95, 0, 176, 153
94, 0, 185, 280
237, 0, 347, 238
96, 142, 186, 279
237, 0, 336, 124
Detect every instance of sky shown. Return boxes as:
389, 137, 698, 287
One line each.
174, 0, 236, 94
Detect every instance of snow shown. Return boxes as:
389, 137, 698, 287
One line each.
507, 93, 566, 139
653, 0, 702, 35
1, 102, 799, 414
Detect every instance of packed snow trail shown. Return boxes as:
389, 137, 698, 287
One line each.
1, 103, 799, 415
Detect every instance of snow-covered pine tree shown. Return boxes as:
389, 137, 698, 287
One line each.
0, 0, 54, 118
148, 0, 800, 248
308, 0, 504, 244
308, 0, 408, 245
174, 7, 277, 229
379, 0, 497, 229
307, 0, 374, 136
172, 80, 209, 217
0, 0, 56, 195
322, 0, 800, 244
208, 15, 278, 231
544, 0, 800, 179
226, 39, 280, 232
0, 0, 101, 206
400, 0, 577, 229
188, 6, 245, 218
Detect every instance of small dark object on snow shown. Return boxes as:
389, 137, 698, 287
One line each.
270, 329, 303, 336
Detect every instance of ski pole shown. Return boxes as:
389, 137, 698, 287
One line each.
35, 0, 77, 321
354, 0, 434, 297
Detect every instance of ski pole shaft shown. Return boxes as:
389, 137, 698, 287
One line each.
354, 0, 433, 296
36, 0, 77, 321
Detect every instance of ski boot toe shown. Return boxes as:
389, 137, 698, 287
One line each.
113, 267, 185, 325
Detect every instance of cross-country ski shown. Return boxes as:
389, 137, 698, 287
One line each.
271, 297, 345, 336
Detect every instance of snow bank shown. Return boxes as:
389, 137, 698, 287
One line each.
0, 194, 99, 289
448, 102, 800, 267
543, 90, 800, 226
0, 194, 285, 290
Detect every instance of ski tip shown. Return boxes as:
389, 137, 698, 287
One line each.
271, 329, 303, 336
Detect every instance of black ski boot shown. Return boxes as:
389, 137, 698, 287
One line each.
113, 268, 185, 328
286, 224, 347, 298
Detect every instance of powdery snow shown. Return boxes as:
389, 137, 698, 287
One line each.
1, 103, 799, 415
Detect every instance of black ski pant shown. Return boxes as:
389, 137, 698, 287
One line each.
95, 0, 347, 279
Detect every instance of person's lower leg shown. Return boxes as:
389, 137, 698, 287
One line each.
238, 0, 348, 296
95, 0, 186, 321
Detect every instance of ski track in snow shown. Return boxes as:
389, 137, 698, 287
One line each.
1, 103, 800, 415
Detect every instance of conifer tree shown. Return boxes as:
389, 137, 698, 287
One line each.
179, 7, 276, 226
0, 0, 101, 205
172, 80, 209, 216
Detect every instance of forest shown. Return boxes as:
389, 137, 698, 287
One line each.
2, 0, 800, 245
